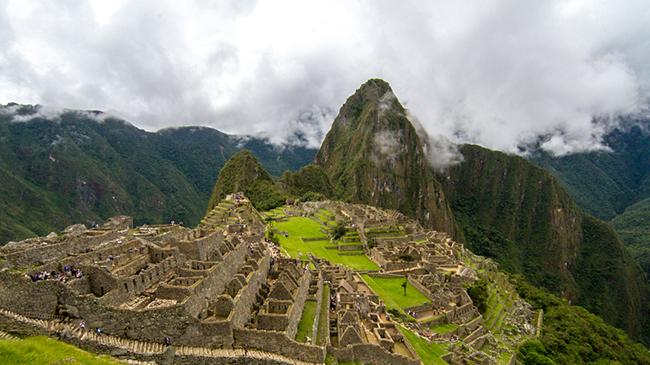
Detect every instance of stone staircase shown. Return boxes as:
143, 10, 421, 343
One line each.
0, 330, 18, 341
0, 307, 322, 365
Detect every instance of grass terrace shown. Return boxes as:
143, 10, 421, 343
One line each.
430, 323, 458, 334
0, 336, 125, 365
484, 281, 514, 333
295, 301, 318, 343
398, 325, 449, 365
314, 208, 336, 225
271, 217, 379, 271
360, 275, 430, 313
316, 285, 331, 346
262, 206, 286, 221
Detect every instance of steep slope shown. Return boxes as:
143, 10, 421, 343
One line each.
0, 104, 315, 244
315, 79, 457, 235
531, 123, 650, 279
440, 144, 649, 342
532, 122, 650, 221
611, 197, 650, 276
276, 164, 335, 200
206, 150, 286, 211
515, 279, 650, 364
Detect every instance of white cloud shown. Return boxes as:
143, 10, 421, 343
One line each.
0, 0, 648, 153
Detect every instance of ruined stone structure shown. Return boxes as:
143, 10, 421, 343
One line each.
0, 194, 535, 364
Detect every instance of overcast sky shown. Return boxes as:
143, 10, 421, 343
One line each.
1, 0, 649, 155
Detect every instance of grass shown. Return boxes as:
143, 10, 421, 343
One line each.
430, 323, 458, 334
0, 336, 125, 364
316, 285, 331, 346
361, 275, 430, 312
397, 325, 448, 365
295, 301, 318, 342
271, 217, 379, 271
484, 282, 512, 333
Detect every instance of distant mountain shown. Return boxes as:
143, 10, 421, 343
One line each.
0, 104, 316, 244
530, 122, 650, 278
531, 122, 650, 220
315, 80, 649, 343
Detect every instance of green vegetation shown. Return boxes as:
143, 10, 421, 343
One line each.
612, 197, 650, 277
430, 323, 458, 335
295, 301, 318, 343
277, 164, 335, 200
467, 279, 488, 314
316, 285, 331, 346
397, 325, 448, 365
361, 275, 430, 312
515, 279, 650, 365
206, 150, 287, 213
0, 336, 124, 365
531, 124, 650, 221
314, 78, 456, 235
0, 106, 315, 244
271, 217, 379, 270
443, 144, 649, 343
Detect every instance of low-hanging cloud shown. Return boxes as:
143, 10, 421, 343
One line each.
0, 0, 649, 154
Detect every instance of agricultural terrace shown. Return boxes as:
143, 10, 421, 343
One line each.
397, 326, 448, 365
271, 217, 379, 271
295, 301, 318, 343
360, 275, 430, 313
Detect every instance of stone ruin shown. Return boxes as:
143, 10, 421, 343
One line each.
0, 194, 536, 365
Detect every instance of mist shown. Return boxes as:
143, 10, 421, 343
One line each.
1, 0, 649, 155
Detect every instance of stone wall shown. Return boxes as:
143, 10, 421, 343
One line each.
233, 328, 326, 363
285, 269, 311, 339
228, 255, 271, 328
351, 343, 420, 365
3, 231, 122, 268
0, 271, 60, 319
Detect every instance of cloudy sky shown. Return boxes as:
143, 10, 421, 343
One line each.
1, 0, 649, 155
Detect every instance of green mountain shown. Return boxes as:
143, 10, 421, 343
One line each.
532, 123, 650, 221
206, 150, 287, 211
612, 198, 650, 275
515, 278, 650, 364
315, 79, 457, 236
276, 164, 335, 201
529, 123, 650, 281
0, 104, 315, 244
441, 146, 648, 344
315, 80, 649, 343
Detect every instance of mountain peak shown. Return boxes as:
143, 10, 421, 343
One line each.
315, 80, 457, 236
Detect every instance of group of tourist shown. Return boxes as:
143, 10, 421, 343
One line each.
28, 265, 83, 283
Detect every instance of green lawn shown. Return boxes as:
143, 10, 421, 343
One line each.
296, 301, 318, 343
316, 285, 331, 346
431, 323, 458, 334
361, 275, 430, 312
398, 325, 448, 365
271, 217, 379, 271
0, 336, 124, 365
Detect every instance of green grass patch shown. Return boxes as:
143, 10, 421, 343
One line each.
398, 325, 448, 365
0, 336, 125, 364
272, 217, 379, 271
296, 301, 318, 343
431, 323, 458, 334
316, 285, 331, 346
361, 275, 430, 312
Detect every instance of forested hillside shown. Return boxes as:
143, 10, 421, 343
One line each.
0, 104, 315, 244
